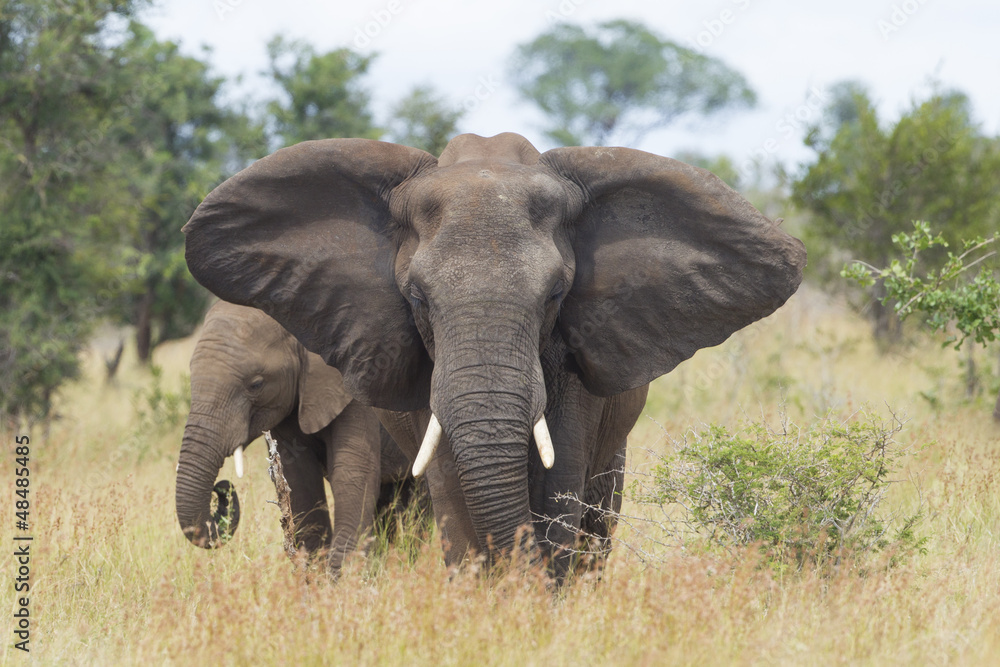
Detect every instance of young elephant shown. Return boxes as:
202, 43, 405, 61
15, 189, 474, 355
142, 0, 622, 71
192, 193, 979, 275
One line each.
175, 301, 412, 570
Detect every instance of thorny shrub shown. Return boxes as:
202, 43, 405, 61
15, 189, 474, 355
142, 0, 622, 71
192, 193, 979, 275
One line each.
634, 408, 927, 569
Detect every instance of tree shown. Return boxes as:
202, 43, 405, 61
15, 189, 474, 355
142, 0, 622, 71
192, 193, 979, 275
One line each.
0, 0, 148, 424
792, 83, 1000, 339
0, 1, 263, 424
386, 85, 463, 156
509, 19, 756, 147
265, 36, 380, 146
108, 22, 265, 362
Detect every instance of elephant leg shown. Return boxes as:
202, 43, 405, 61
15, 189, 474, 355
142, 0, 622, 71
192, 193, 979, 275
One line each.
575, 386, 647, 574
533, 344, 648, 579
530, 367, 601, 578
535, 458, 589, 577
531, 339, 611, 577
579, 444, 626, 573
325, 400, 382, 572
270, 423, 332, 554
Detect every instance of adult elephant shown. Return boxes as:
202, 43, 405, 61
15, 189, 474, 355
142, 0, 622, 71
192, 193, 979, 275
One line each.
183, 132, 806, 576
176, 301, 413, 571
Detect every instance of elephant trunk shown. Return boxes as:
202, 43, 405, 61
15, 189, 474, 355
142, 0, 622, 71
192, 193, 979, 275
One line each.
176, 415, 241, 548
432, 313, 545, 560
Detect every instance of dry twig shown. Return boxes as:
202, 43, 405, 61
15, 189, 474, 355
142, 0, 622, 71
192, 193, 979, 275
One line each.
263, 430, 299, 563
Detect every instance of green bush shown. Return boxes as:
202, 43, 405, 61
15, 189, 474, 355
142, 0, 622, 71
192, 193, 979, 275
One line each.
128, 365, 189, 462
636, 409, 926, 568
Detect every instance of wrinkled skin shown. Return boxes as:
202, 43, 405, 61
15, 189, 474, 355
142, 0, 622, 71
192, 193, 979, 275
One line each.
183, 133, 807, 578
176, 301, 412, 571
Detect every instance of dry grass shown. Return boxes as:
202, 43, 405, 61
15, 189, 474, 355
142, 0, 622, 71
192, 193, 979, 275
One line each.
2, 285, 999, 665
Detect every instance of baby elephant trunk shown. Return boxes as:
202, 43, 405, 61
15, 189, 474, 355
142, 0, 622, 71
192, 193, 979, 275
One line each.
176, 418, 241, 548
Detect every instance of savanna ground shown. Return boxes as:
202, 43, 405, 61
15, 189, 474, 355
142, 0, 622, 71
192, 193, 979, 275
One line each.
2, 284, 999, 665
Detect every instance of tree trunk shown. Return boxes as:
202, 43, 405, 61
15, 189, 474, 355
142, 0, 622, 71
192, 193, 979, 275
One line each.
870, 280, 901, 345
964, 343, 978, 399
104, 339, 125, 382
995, 350, 1000, 421
135, 286, 154, 364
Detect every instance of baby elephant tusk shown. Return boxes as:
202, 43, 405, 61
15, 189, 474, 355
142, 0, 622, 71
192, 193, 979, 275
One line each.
234, 445, 244, 479
534, 416, 555, 469
412, 414, 443, 478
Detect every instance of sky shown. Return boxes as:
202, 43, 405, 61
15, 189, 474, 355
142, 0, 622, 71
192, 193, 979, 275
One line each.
143, 0, 1000, 181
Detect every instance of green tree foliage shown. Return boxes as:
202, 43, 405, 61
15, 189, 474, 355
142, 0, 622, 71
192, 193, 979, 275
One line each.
795, 83, 999, 266
843, 222, 1000, 417
509, 19, 756, 146
265, 36, 380, 146
0, 1, 264, 422
0, 0, 148, 423
792, 83, 1000, 338
386, 85, 463, 156
108, 23, 266, 362
843, 222, 999, 349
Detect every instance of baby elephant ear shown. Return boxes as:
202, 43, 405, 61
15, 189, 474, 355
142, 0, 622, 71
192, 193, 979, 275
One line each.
184, 139, 436, 411
297, 350, 353, 435
541, 146, 807, 397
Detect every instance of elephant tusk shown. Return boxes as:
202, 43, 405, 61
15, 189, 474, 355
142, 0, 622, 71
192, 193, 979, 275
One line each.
234, 445, 244, 479
534, 416, 555, 469
412, 414, 442, 478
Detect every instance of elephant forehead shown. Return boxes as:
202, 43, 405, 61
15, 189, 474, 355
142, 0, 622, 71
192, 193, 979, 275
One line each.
411, 222, 563, 299
203, 302, 290, 346
409, 162, 566, 224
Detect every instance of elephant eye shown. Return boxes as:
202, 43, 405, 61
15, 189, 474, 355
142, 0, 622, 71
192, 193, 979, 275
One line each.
549, 280, 564, 301
248, 376, 264, 392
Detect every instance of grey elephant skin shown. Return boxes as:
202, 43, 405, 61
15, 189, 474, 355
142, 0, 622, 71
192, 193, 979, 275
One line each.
183, 132, 807, 576
176, 301, 413, 571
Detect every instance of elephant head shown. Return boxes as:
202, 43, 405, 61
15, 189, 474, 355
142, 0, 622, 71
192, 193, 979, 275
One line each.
176, 301, 350, 548
183, 133, 806, 557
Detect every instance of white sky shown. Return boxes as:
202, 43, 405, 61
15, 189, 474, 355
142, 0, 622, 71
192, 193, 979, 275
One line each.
144, 0, 1000, 179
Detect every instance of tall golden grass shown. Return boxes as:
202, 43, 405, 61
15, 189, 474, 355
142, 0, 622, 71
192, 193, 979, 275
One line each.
3, 285, 999, 665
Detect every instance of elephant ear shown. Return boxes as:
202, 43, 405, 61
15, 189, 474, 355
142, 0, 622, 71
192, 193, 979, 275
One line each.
297, 350, 352, 434
183, 139, 437, 411
541, 146, 807, 397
